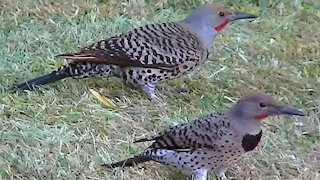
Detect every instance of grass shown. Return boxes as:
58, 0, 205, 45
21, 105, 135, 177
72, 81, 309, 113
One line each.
0, 0, 319, 179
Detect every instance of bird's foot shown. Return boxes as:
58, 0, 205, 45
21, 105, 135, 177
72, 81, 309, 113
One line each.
147, 92, 161, 102
142, 84, 167, 104
218, 171, 228, 180
192, 169, 208, 180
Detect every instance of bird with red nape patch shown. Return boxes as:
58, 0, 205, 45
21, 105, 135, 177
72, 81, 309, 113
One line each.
103, 92, 305, 180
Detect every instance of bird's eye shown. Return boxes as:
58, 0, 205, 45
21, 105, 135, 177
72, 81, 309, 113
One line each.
259, 102, 267, 108
219, 12, 225, 17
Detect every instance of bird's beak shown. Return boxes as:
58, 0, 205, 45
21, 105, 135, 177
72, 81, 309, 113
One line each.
278, 107, 305, 116
230, 12, 257, 21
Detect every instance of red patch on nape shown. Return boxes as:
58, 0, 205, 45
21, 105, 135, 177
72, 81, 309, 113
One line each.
253, 114, 269, 121
214, 21, 229, 32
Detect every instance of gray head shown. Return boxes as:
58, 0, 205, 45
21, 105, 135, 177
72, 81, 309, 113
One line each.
232, 92, 305, 121
180, 3, 257, 48
230, 92, 305, 135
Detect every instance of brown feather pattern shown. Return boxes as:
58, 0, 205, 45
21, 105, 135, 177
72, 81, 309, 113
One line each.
57, 22, 204, 71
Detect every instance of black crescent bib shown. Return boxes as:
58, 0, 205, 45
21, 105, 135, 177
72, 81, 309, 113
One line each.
241, 130, 262, 152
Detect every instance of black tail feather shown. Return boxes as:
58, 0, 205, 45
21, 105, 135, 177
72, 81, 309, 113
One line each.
10, 71, 70, 92
102, 156, 151, 168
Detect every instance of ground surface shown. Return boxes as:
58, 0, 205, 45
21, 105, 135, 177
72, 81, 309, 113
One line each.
0, 0, 319, 179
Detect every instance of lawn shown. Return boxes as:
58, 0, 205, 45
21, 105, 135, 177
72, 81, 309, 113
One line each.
0, 0, 319, 179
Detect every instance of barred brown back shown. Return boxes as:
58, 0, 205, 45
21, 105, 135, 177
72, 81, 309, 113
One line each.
68, 22, 204, 70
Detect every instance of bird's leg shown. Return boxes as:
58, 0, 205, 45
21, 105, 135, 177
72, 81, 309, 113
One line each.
191, 169, 208, 180
142, 84, 160, 102
218, 170, 228, 180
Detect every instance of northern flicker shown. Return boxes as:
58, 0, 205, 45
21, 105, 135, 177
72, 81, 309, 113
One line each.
103, 92, 305, 180
11, 3, 256, 100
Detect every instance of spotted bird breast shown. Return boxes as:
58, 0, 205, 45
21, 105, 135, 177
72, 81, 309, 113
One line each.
153, 48, 208, 83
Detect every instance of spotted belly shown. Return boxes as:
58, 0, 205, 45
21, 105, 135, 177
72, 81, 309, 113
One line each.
144, 147, 244, 175
120, 62, 200, 86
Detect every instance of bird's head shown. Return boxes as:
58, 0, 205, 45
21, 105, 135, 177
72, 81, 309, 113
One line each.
184, 3, 257, 33
232, 92, 305, 121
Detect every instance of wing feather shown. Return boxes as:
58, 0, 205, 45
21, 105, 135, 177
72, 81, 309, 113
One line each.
56, 22, 202, 70
135, 113, 231, 151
